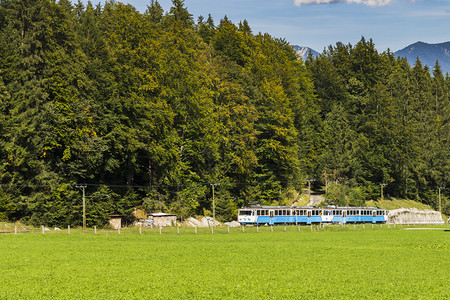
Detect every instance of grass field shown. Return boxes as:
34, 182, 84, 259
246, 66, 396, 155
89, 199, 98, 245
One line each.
1, 225, 449, 299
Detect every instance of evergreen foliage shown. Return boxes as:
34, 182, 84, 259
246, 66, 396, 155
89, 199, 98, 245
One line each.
0, 0, 448, 226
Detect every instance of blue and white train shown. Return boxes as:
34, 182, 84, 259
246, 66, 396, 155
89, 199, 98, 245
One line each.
238, 206, 388, 225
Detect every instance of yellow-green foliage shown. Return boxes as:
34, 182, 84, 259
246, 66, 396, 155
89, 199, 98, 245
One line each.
366, 198, 434, 210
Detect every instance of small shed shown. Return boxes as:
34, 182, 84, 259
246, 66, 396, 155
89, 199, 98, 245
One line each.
147, 212, 177, 227
109, 214, 124, 229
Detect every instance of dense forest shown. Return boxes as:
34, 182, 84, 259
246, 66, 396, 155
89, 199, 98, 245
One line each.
0, 0, 448, 227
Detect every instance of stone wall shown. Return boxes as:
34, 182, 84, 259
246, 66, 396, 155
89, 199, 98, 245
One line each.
151, 215, 177, 227
388, 208, 444, 224
109, 217, 121, 229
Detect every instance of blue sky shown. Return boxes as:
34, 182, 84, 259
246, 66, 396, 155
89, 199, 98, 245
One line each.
83, 0, 449, 53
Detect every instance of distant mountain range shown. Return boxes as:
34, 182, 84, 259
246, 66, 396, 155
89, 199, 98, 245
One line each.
292, 45, 320, 61
293, 42, 450, 75
394, 41, 450, 74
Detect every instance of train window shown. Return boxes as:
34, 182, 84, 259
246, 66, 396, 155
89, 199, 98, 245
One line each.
240, 210, 252, 216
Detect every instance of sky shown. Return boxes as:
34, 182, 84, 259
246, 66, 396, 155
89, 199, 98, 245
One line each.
82, 0, 450, 53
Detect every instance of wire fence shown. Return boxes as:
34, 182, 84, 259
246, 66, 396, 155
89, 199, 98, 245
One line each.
1, 222, 448, 236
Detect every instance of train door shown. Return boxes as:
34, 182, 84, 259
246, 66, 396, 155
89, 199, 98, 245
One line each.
372, 210, 377, 223
342, 210, 347, 224
269, 210, 274, 225
307, 210, 312, 224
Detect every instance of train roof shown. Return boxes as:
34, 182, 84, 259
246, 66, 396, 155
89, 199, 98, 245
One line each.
239, 205, 385, 210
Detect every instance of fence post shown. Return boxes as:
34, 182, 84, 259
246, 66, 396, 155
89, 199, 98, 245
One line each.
15, 226, 17, 235
227, 225, 229, 233
310, 224, 313, 232
242, 225, 245, 233
271, 225, 273, 232
68, 225, 70, 235
256, 225, 258, 233
363, 224, 365, 230
118, 227, 120, 235
159, 226, 162, 235
177, 226, 180, 235
42, 225, 45, 235
284, 225, 286, 232
94, 226, 97, 235
298, 225, 300, 232
195, 226, 197, 234
139, 224, 142, 235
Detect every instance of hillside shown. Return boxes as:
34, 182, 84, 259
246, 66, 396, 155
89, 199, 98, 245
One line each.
0, 1, 448, 227
366, 199, 434, 211
395, 41, 450, 74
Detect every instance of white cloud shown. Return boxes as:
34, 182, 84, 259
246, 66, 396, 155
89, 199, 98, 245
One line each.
293, 0, 393, 7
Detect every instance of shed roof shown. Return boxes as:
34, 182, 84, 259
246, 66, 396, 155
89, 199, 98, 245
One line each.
148, 212, 177, 217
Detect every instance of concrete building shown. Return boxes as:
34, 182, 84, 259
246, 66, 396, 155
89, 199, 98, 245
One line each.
147, 212, 177, 227
109, 214, 123, 229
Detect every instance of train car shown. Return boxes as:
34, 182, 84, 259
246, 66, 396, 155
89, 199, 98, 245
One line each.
238, 205, 388, 225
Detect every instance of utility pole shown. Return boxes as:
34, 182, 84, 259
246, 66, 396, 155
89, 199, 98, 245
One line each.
380, 183, 387, 202
438, 187, 445, 214
210, 183, 220, 229
76, 184, 87, 231
306, 178, 315, 202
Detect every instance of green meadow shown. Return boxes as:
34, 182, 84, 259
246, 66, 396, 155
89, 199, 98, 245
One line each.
1, 225, 448, 299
